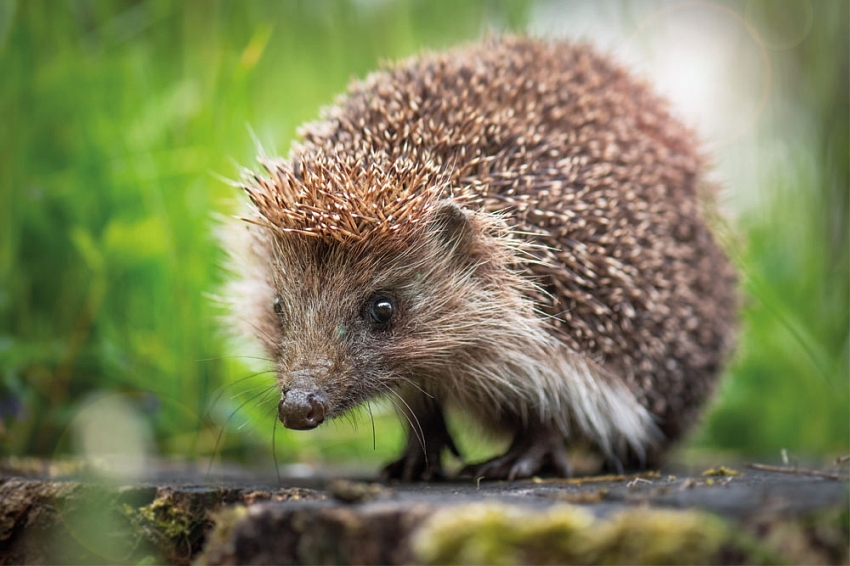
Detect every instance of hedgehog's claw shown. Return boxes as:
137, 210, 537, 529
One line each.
460, 424, 572, 481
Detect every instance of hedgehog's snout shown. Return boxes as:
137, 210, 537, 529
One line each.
277, 360, 333, 430
278, 389, 327, 430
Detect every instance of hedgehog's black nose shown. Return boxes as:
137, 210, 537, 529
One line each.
278, 391, 326, 430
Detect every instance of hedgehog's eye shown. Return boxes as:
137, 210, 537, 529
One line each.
366, 294, 395, 328
273, 295, 283, 316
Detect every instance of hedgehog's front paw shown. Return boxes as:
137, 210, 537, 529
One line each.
382, 443, 446, 482
460, 424, 572, 481
381, 413, 461, 482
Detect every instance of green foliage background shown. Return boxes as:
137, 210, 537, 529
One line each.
1, 0, 846, 469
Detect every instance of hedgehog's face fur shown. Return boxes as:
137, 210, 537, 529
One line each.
237, 198, 533, 430
227, 152, 541, 430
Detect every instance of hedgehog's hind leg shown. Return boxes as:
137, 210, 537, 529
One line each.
459, 420, 572, 481
381, 395, 460, 482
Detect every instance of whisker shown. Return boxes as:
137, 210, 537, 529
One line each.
366, 400, 376, 451
238, 316, 278, 348
195, 355, 274, 363
193, 370, 275, 458
377, 388, 416, 444
205, 370, 275, 416
344, 409, 358, 433
271, 404, 282, 486
379, 384, 426, 459
237, 388, 277, 431
206, 385, 278, 479
227, 381, 278, 401
388, 374, 433, 399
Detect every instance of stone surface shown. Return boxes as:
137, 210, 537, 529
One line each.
0, 460, 846, 565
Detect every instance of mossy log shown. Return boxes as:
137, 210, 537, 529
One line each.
0, 461, 846, 565
0, 468, 323, 565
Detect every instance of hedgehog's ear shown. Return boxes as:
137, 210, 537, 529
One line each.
429, 201, 478, 257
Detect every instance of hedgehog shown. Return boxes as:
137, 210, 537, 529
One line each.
226, 36, 737, 481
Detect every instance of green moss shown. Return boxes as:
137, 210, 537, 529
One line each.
120, 492, 209, 564
591, 509, 728, 565
701, 466, 741, 477
137, 496, 195, 541
204, 504, 248, 545
412, 503, 728, 565
194, 505, 249, 566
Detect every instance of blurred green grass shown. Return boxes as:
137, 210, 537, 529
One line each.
0, 0, 846, 468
